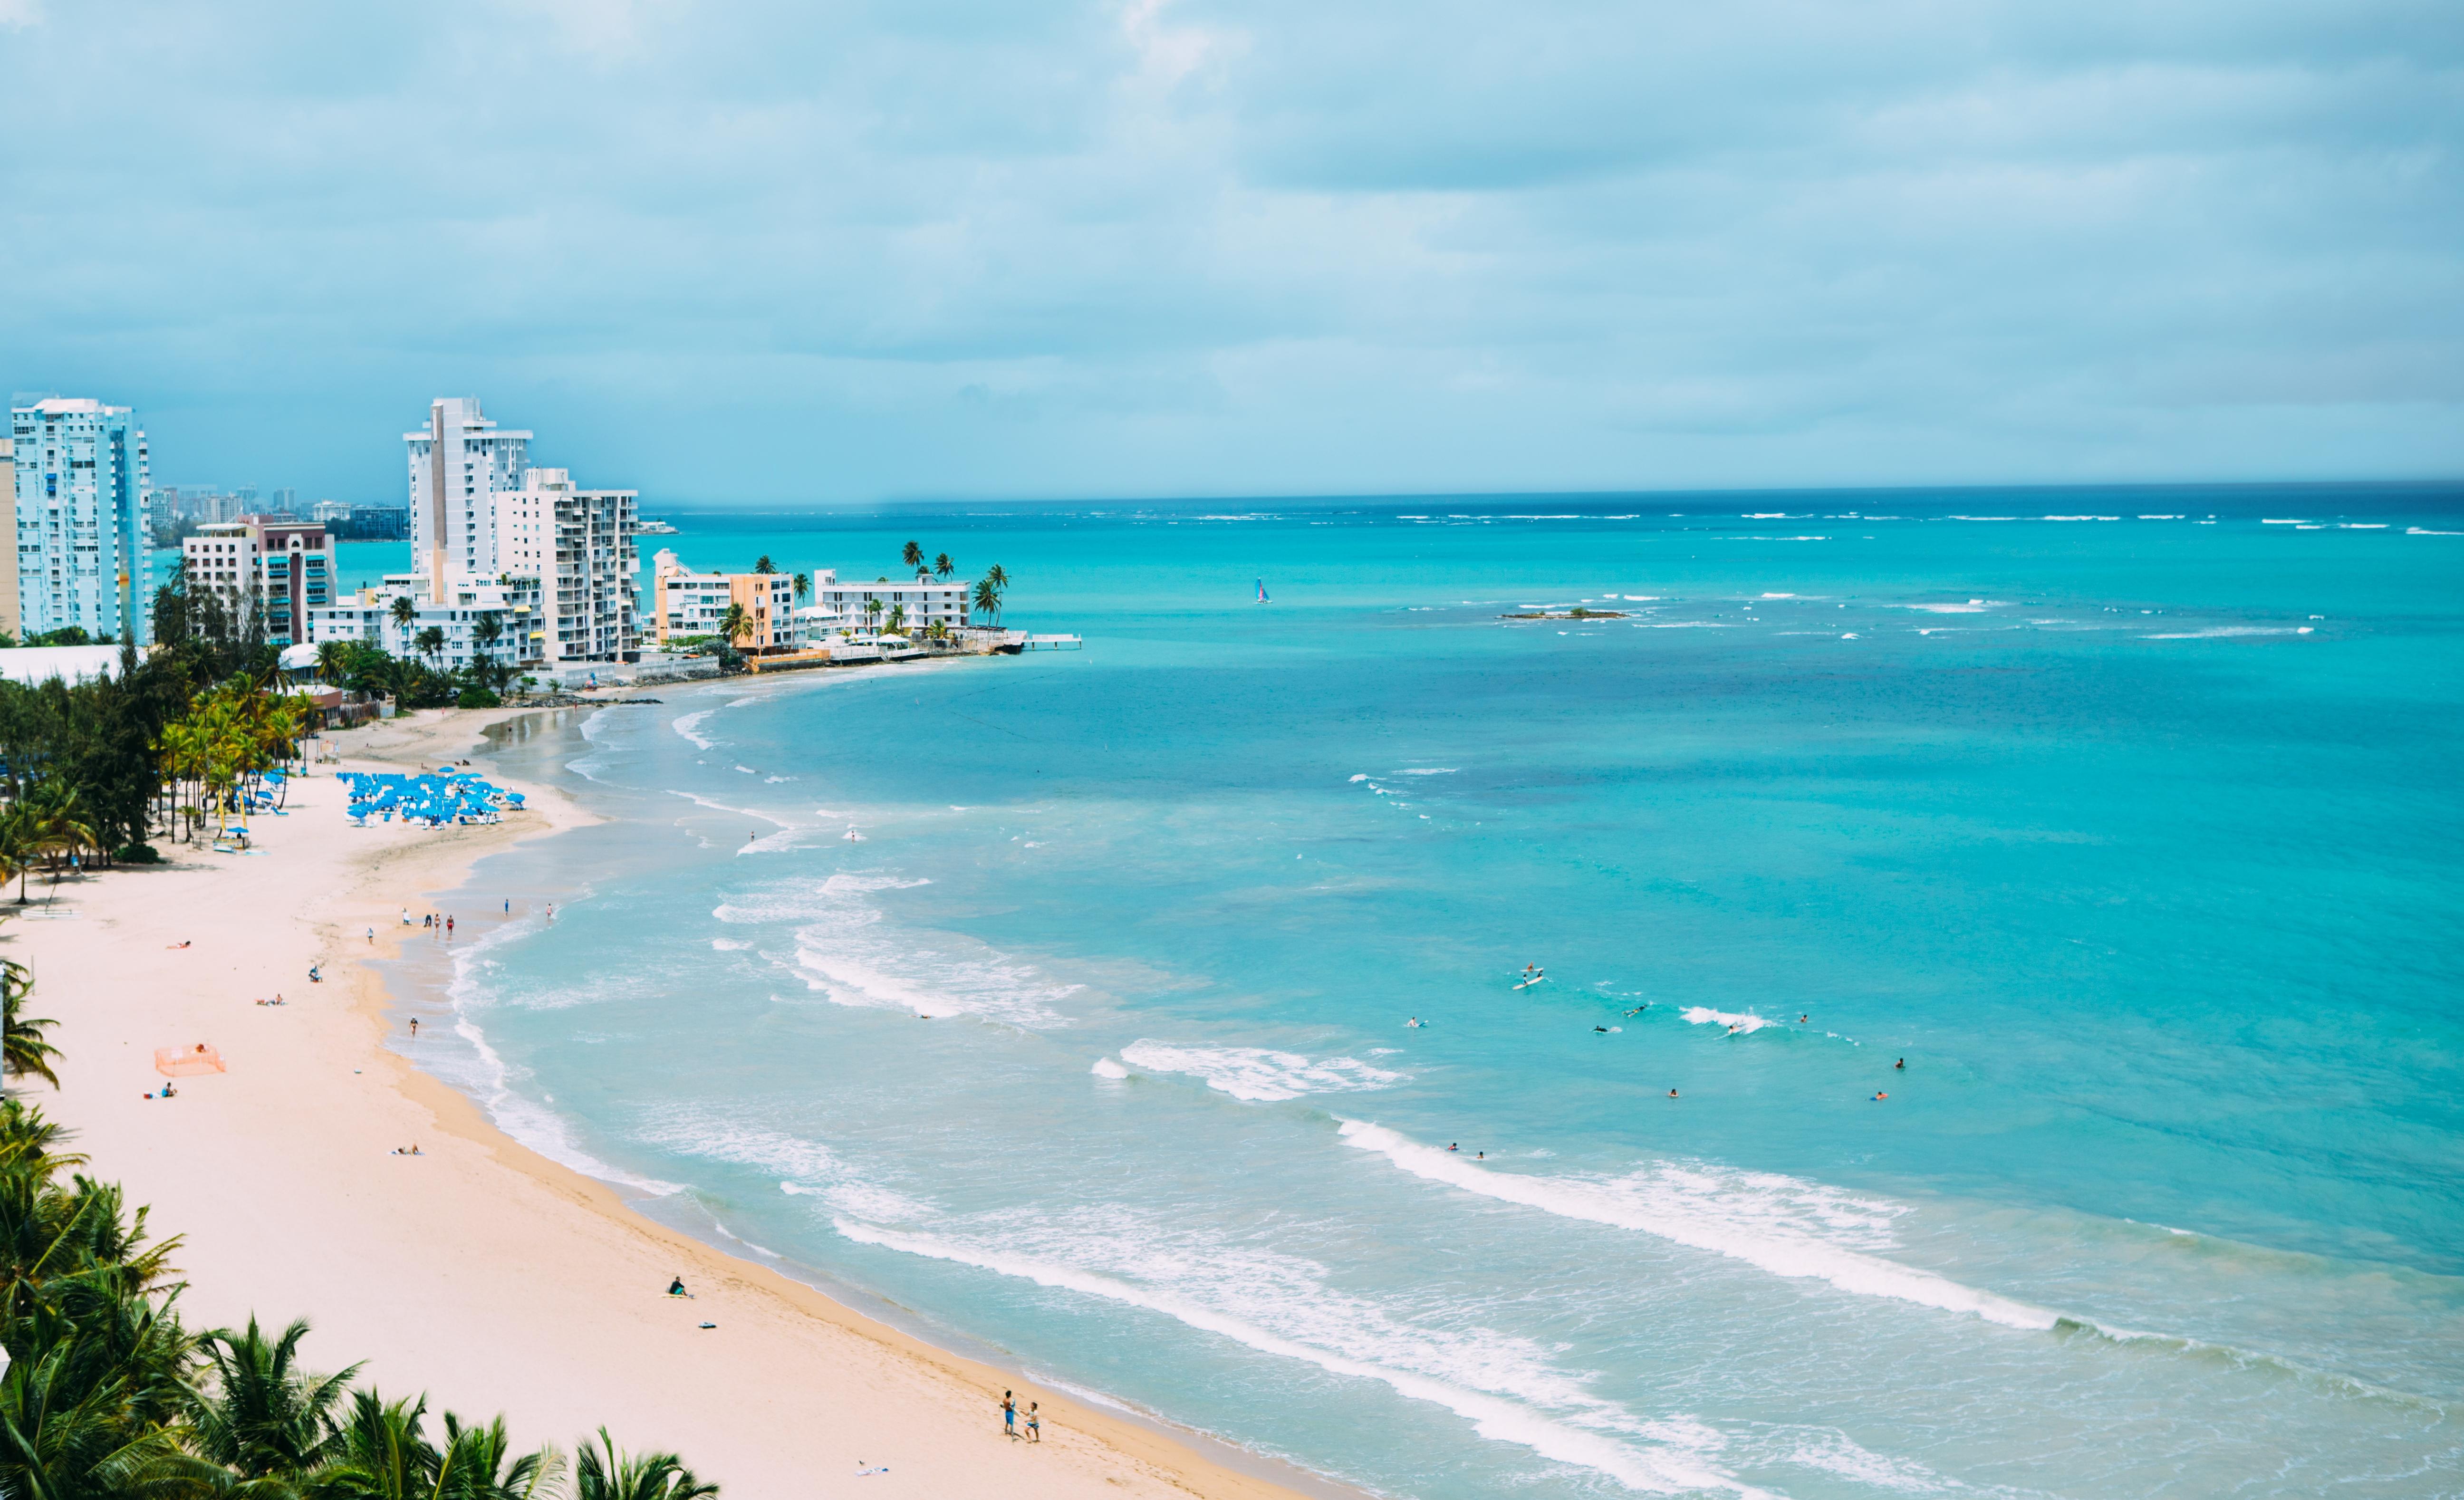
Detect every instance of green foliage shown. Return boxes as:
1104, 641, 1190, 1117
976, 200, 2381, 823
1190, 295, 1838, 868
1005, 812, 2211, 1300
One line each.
1, 959, 60, 1091
455, 687, 501, 710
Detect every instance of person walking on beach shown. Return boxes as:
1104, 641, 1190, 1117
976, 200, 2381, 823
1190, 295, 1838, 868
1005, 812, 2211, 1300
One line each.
1002, 1392, 1017, 1439
445, 915, 454, 936
1025, 1402, 1040, 1442
408, 1018, 419, 1038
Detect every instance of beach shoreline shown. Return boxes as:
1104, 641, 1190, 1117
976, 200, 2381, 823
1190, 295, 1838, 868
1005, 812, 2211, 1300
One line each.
7, 699, 1346, 1500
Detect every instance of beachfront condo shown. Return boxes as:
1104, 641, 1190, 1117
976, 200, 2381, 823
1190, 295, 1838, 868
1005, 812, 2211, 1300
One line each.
183, 516, 337, 646
810, 568, 972, 638
8, 397, 154, 644
649, 549, 801, 653
308, 571, 547, 673
518, 466, 639, 663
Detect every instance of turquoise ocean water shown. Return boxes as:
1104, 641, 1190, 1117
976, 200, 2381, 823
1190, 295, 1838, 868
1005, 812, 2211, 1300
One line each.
399, 488, 2462, 1498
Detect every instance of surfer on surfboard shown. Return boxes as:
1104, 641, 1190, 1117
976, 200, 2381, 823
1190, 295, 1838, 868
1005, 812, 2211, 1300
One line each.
1513, 964, 1546, 990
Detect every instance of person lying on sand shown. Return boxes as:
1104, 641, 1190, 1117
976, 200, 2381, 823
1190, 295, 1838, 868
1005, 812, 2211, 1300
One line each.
168, 941, 191, 949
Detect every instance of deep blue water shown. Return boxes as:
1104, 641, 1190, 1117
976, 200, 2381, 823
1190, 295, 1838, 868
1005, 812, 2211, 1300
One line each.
407, 487, 2462, 1498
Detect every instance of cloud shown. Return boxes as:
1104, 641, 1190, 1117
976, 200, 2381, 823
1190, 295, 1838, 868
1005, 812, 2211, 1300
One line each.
0, 0, 2455, 502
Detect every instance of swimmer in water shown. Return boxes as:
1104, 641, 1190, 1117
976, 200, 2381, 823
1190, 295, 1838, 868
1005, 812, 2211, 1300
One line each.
1625, 1004, 1647, 1016
1800, 1014, 1809, 1024
1594, 1025, 1609, 1033
1668, 1088, 1679, 1098
1448, 1143, 1459, 1152
1873, 1092, 1888, 1101
1895, 1058, 1905, 1069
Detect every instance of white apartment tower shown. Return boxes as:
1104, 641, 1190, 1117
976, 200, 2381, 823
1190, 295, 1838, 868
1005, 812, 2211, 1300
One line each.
518, 467, 639, 663
9, 398, 154, 644
404, 397, 531, 595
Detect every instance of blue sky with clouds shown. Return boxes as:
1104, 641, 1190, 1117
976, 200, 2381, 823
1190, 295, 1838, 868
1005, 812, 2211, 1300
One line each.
2, 0, 2456, 505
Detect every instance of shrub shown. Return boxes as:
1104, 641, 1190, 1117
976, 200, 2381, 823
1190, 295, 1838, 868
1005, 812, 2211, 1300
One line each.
455, 686, 502, 710
114, 843, 163, 865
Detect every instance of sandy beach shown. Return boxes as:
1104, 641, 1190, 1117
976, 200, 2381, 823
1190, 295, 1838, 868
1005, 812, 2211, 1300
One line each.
3, 704, 1331, 1500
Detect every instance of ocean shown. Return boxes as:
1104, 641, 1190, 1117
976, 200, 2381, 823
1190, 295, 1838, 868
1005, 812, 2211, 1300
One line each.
394, 487, 2463, 1498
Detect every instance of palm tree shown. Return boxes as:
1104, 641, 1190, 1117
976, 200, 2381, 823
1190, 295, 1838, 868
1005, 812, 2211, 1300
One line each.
186, 1317, 361, 1479
389, 594, 417, 646
0, 960, 59, 1092
414, 626, 447, 671
472, 612, 504, 670
433, 1412, 562, 1500
751, 555, 776, 575
900, 541, 924, 573
971, 578, 1002, 628
716, 603, 752, 660
933, 552, 953, 578
861, 596, 882, 635
883, 604, 906, 636
985, 563, 1009, 591
573, 1428, 717, 1500
319, 1389, 438, 1500
314, 640, 352, 687
791, 572, 810, 605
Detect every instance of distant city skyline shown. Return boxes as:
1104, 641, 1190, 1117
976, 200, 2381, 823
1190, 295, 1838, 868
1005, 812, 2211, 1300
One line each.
1, 1, 2456, 506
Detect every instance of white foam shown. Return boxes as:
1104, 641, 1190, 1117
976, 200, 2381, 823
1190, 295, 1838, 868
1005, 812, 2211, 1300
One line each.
2261, 518, 2309, 524
833, 1218, 1764, 1496
631, 1105, 933, 1222
1091, 1056, 1130, 1080
432, 936, 684, 1197
2139, 626, 2305, 640
711, 937, 752, 952
667, 788, 790, 828
2408, 528, 2463, 536
673, 710, 719, 750
1681, 1007, 1777, 1034
1396, 768, 1458, 776
732, 873, 1075, 1028
1118, 1043, 1404, 1102
1336, 1121, 2057, 1330
1901, 602, 1994, 614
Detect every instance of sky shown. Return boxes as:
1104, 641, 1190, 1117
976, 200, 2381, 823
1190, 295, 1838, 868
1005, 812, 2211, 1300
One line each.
1, 0, 2457, 506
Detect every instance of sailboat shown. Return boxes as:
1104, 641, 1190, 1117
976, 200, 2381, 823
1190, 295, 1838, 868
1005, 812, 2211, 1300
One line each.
1256, 579, 1270, 604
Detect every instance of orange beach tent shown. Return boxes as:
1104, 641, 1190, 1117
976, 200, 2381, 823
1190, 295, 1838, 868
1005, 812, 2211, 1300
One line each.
154, 1044, 226, 1077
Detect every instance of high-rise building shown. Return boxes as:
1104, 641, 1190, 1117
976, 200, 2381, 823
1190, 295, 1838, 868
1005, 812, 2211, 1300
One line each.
516, 468, 638, 663
9, 398, 153, 643
310, 499, 353, 525
404, 397, 531, 596
183, 516, 335, 646
0, 440, 15, 635
146, 485, 178, 544
272, 487, 296, 515
401, 400, 638, 666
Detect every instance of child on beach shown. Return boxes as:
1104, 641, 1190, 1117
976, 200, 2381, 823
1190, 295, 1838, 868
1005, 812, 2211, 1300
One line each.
1025, 1403, 1040, 1442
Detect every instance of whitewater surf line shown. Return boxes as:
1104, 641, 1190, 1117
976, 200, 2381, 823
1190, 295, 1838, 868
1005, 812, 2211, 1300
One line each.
831, 1219, 1768, 1497
1336, 1120, 2059, 1330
